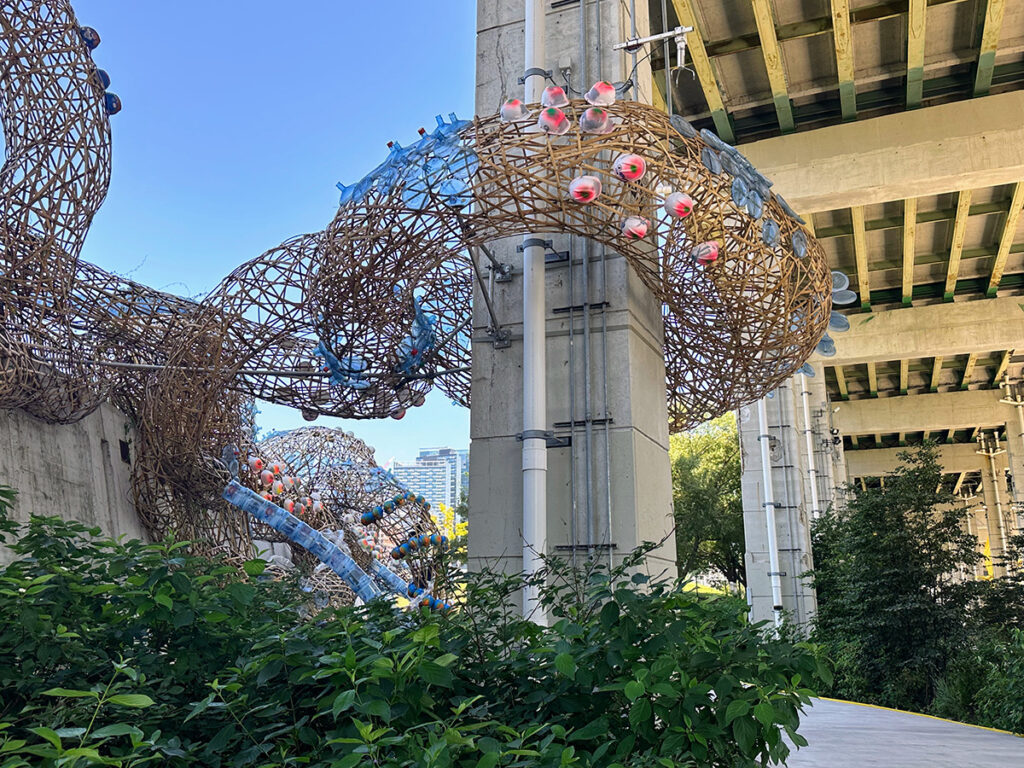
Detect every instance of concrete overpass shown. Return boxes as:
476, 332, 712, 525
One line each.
642, 0, 1024, 621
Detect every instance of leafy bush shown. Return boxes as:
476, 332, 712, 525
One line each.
808, 447, 1024, 733
0, 496, 824, 767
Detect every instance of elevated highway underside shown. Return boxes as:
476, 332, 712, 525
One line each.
645, 0, 1024, 621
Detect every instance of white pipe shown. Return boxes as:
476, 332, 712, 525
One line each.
799, 374, 822, 519
757, 397, 784, 626
986, 448, 1009, 566
1015, 403, 1024, 507
522, 0, 547, 622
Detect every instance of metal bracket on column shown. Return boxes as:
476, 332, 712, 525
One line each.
489, 328, 511, 349
516, 429, 570, 448
491, 262, 514, 282
518, 238, 568, 265
767, 571, 787, 577
518, 238, 551, 252
518, 67, 552, 85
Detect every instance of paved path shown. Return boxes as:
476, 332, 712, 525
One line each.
787, 698, 1023, 767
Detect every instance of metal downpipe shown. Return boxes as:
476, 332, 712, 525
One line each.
757, 396, 784, 626
522, 0, 547, 621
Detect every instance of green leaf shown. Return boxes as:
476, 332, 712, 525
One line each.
28, 727, 61, 749
330, 754, 363, 768
628, 698, 652, 728
624, 680, 645, 701
419, 660, 454, 688
568, 717, 608, 742
92, 723, 142, 739
332, 689, 356, 718
411, 624, 439, 644
53, 727, 86, 739
599, 600, 620, 628
184, 693, 215, 723
754, 701, 775, 727
107, 693, 155, 709
732, 716, 757, 755
365, 699, 391, 721
41, 687, 99, 699
242, 559, 267, 576
554, 652, 577, 679
475, 753, 499, 768
725, 699, 751, 723
257, 659, 284, 685
815, 658, 834, 687
60, 747, 102, 760
434, 652, 458, 668
154, 591, 173, 609
227, 582, 255, 606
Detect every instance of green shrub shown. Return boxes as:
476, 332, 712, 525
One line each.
0, 504, 825, 767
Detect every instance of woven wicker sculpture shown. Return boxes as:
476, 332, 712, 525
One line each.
252, 427, 444, 593
0, 0, 832, 558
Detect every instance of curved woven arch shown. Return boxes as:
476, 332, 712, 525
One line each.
0, 0, 831, 560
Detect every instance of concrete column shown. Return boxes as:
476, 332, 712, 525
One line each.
739, 381, 817, 628
0, 403, 147, 564
469, 0, 674, 579
977, 444, 1011, 578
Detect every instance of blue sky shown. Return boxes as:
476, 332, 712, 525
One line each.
75, 0, 476, 464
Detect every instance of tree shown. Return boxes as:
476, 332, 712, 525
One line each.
432, 497, 468, 567
670, 414, 745, 585
808, 445, 980, 709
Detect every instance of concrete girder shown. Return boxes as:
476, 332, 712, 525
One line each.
816, 296, 1024, 367
845, 442, 1001, 477
834, 389, 1013, 435
742, 91, 1024, 213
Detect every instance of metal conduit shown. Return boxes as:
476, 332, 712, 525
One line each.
521, 0, 547, 621
800, 373, 823, 519
757, 396, 784, 627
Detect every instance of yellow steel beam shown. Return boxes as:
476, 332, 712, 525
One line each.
867, 361, 878, 396
652, 73, 668, 113
993, 349, 1012, 386
907, 0, 927, 108
835, 365, 849, 399
961, 351, 978, 389
903, 197, 917, 305
830, 0, 857, 119
751, 0, 795, 132
851, 206, 871, 309
974, 0, 1007, 96
900, 358, 909, 394
930, 356, 944, 391
944, 189, 973, 301
987, 182, 1024, 296
954, 471, 967, 495
670, 0, 735, 142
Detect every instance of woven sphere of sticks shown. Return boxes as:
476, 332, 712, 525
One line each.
252, 427, 443, 594
1, 0, 831, 559
0, 0, 115, 422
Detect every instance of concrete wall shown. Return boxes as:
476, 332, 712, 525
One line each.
0, 403, 147, 564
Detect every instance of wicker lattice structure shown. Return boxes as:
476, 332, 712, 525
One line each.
0, 1, 831, 565
253, 427, 443, 591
